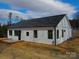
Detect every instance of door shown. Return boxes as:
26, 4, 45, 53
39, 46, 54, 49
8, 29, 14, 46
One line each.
14, 30, 21, 40
18, 30, 21, 40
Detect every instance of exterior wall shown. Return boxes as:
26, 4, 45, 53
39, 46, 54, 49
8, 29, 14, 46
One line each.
8, 27, 54, 44
7, 30, 18, 41
56, 16, 72, 44
21, 30, 33, 42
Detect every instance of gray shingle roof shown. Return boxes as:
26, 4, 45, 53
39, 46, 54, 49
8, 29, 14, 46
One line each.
9, 14, 66, 28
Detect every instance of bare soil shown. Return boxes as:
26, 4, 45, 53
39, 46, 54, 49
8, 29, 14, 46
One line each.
0, 37, 79, 59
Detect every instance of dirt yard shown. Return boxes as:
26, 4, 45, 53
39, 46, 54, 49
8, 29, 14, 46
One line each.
0, 37, 79, 59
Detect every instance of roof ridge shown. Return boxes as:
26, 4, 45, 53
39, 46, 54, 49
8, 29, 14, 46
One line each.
22, 14, 66, 21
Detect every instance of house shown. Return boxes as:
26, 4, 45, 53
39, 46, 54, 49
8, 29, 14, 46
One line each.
7, 14, 72, 45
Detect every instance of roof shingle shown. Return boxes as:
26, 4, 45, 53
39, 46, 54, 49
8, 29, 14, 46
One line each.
9, 14, 66, 28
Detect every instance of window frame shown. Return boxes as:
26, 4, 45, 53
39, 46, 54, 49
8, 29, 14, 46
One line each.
9, 30, 12, 36
14, 30, 20, 36
26, 32, 29, 36
57, 30, 59, 39
48, 30, 53, 39
62, 30, 64, 37
34, 30, 37, 38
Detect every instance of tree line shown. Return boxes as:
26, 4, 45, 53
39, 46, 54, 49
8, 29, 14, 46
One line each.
0, 25, 8, 37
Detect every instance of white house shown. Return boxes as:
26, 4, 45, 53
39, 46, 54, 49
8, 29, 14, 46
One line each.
7, 14, 72, 45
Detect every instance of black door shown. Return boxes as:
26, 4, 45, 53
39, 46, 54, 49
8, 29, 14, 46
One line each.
18, 30, 21, 40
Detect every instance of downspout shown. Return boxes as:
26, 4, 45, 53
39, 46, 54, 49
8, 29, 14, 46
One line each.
54, 27, 56, 46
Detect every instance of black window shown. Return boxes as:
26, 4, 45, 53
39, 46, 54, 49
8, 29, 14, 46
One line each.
62, 30, 64, 37
34, 30, 37, 38
14, 30, 20, 36
26, 32, 29, 36
48, 30, 53, 39
9, 30, 12, 36
57, 30, 59, 39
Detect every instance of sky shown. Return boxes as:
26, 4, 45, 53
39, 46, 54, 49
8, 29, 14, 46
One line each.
0, 0, 78, 24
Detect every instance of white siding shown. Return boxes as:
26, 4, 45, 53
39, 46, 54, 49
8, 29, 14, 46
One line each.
33, 30, 54, 44
56, 16, 72, 44
7, 30, 18, 41
21, 30, 33, 42
8, 27, 54, 44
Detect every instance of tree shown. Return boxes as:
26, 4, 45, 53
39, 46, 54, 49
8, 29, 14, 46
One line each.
73, 12, 79, 29
0, 25, 8, 37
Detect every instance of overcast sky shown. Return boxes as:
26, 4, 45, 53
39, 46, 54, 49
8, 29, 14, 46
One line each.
0, 0, 78, 24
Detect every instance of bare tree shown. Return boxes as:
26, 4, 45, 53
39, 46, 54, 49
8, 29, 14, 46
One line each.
73, 12, 79, 29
